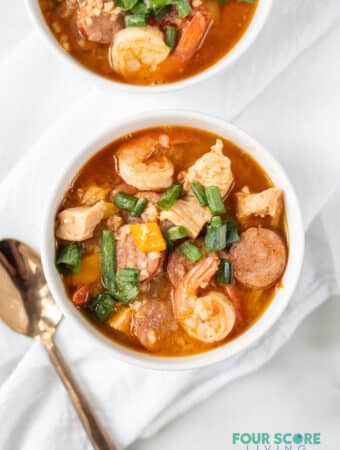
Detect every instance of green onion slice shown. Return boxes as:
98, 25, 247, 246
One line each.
89, 292, 116, 322
56, 243, 81, 275
101, 230, 116, 293
130, 198, 148, 217
116, 268, 139, 288
216, 260, 234, 284
205, 220, 227, 252
157, 184, 182, 210
179, 241, 203, 263
165, 26, 178, 51
225, 220, 240, 244
190, 181, 208, 206
124, 14, 147, 27
165, 225, 188, 241
116, 0, 139, 10
173, 0, 192, 17
152, 5, 170, 21
114, 192, 138, 212
205, 186, 226, 215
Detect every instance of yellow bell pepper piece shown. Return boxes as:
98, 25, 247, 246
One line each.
70, 253, 101, 285
102, 202, 119, 218
129, 223, 166, 252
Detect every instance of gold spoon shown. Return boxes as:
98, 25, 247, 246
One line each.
0, 239, 117, 450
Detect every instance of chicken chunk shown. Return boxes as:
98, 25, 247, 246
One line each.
56, 201, 109, 241
183, 139, 234, 197
160, 194, 211, 238
77, 0, 123, 44
77, 184, 110, 206
235, 187, 283, 227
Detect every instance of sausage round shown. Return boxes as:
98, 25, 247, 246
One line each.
167, 248, 195, 287
116, 225, 164, 282
229, 227, 287, 289
133, 300, 178, 352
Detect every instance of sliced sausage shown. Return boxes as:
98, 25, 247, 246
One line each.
116, 225, 164, 282
77, 0, 123, 44
167, 248, 195, 287
133, 300, 178, 352
229, 227, 287, 289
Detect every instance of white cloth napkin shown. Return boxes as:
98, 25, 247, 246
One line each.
1, 0, 340, 448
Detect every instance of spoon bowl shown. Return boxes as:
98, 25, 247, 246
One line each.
0, 239, 116, 450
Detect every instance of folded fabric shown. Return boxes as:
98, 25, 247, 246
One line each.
0, 1, 340, 449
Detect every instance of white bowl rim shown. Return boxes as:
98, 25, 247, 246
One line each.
25, 0, 273, 94
41, 109, 305, 371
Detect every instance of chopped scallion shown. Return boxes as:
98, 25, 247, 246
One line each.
131, 197, 148, 217
125, 14, 147, 27
157, 184, 182, 210
205, 220, 227, 251
101, 230, 116, 293
225, 220, 240, 244
173, 0, 192, 17
114, 192, 138, 212
56, 243, 81, 275
190, 181, 207, 206
89, 292, 116, 322
216, 260, 234, 284
116, 0, 139, 10
179, 241, 203, 263
165, 26, 178, 51
165, 225, 188, 241
116, 268, 139, 288
205, 186, 226, 215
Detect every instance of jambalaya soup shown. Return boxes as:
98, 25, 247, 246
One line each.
39, 0, 258, 85
55, 126, 288, 356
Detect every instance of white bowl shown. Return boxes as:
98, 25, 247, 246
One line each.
25, 0, 273, 94
41, 110, 304, 371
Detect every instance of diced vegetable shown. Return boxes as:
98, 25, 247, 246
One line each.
71, 253, 101, 285
210, 216, 222, 227
101, 230, 116, 293
205, 218, 227, 251
89, 292, 116, 322
225, 219, 240, 244
216, 260, 234, 284
131, 0, 149, 14
190, 181, 208, 206
72, 286, 90, 306
114, 192, 138, 212
165, 26, 178, 51
205, 186, 226, 215
164, 235, 175, 252
152, 5, 170, 21
56, 243, 82, 275
130, 197, 148, 217
173, 0, 192, 17
116, 268, 139, 288
179, 241, 203, 263
148, 0, 169, 8
114, 269, 140, 303
165, 225, 188, 241
157, 184, 182, 210
129, 222, 167, 252
115, 285, 139, 303
125, 14, 147, 27
107, 306, 133, 332
237, 0, 256, 3
116, 0, 139, 10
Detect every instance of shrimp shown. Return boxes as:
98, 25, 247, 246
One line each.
109, 26, 170, 79
159, 10, 212, 77
116, 132, 174, 191
173, 256, 236, 343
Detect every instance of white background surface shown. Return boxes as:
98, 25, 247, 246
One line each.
1, 3, 339, 450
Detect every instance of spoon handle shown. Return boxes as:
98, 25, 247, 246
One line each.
43, 338, 117, 450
